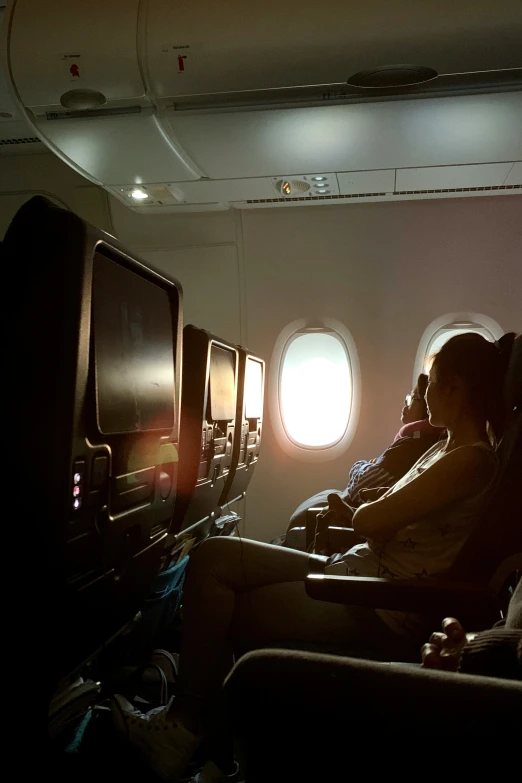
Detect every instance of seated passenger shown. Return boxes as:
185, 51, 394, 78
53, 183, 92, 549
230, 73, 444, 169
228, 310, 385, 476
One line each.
111, 332, 515, 782
283, 372, 443, 547
421, 576, 522, 677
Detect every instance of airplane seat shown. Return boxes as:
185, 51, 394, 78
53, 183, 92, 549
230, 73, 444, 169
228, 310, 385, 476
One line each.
219, 348, 265, 508
305, 334, 522, 632
172, 325, 240, 537
224, 647, 522, 781
5, 196, 183, 698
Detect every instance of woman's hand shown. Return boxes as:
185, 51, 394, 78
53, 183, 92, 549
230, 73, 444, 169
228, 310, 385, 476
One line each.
326, 493, 355, 524
358, 487, 389, 504
421, 617, 476, 671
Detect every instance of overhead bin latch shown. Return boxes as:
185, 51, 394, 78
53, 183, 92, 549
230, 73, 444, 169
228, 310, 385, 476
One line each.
60, 89, 107, 111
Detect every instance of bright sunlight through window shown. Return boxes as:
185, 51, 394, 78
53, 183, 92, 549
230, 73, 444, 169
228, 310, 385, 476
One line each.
414, 314, 503, 385
280, 331, 352, 448
424, 322, 497, 369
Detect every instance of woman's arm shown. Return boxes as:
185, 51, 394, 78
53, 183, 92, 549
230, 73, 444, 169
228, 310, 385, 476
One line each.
351, 445, 495, 540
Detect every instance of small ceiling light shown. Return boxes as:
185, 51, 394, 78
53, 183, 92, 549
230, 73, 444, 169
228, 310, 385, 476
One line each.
312, 176, 327, 182
131, 188, 149, 200
317, 189, 329, 194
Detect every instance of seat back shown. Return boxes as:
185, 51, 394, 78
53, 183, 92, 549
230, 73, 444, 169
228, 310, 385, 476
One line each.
6, 196, 183, 686
220, 348, 265, 505
448, 335, 522, 587
172, 325, 239, 534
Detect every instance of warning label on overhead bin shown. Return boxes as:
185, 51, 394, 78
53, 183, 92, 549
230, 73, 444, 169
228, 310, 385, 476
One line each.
161, 44, 191, 52
60, 53, 83, 81
160, 43, 193, 73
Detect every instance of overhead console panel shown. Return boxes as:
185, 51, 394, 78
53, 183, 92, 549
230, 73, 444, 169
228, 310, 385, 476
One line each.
3, 0, 522, 210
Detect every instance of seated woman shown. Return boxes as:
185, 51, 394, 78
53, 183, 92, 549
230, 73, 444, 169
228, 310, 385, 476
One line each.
111, 332, 515, 782
283, 372, 443, 547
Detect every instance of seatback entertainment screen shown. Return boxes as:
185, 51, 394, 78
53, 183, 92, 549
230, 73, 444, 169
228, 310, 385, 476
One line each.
244, 357, 264, 418
93, 251, 175, 434
209, 345, 236, 421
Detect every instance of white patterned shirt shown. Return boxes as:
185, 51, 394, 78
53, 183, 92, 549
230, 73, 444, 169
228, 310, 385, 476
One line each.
325, 440, 498, 636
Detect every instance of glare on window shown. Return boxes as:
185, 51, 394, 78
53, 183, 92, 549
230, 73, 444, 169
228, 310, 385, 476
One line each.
280, 332, 352, 448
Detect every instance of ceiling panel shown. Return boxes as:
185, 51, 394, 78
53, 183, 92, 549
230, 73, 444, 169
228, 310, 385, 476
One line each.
504, 162, 522, 186
337, 169, 395, 195
395, 162, 514, 191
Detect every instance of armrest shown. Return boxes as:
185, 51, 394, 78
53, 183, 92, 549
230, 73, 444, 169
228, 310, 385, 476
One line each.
305, 573, 500, 627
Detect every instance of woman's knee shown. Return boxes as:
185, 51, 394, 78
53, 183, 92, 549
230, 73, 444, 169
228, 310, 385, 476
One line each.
188, 535, 240, 575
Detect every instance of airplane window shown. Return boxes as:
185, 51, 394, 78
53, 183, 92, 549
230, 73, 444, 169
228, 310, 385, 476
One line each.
415, 314, 504, 382
280, 330, 352, 448
426, 324, 496, 363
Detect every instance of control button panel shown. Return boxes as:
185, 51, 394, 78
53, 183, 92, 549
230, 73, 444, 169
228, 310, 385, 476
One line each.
72, 459, 85, 511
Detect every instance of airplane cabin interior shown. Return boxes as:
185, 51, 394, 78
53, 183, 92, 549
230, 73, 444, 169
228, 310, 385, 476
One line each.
1, 0, 521, 780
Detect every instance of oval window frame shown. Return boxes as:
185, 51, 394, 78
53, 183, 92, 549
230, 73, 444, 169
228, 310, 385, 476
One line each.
269, 318, 360, 463
413, 312, 504, 385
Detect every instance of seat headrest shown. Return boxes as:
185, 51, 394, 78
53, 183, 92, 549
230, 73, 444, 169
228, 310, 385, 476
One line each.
506, 334, 521, 412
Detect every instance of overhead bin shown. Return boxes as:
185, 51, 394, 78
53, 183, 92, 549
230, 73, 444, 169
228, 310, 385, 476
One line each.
4, 0, 201, 184
145, 0, 522, 103
8, 0, 146, 112
165, 93, 522, 180
35, 113, 203, 186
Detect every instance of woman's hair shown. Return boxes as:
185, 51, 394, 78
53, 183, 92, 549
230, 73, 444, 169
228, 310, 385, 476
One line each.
431, 332, 516, 442
415, 373, 429, 418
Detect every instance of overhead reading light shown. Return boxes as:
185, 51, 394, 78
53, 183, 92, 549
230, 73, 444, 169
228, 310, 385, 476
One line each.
131, 188, 149, 200
312, 176, 327, 182
276, 179, 311, 196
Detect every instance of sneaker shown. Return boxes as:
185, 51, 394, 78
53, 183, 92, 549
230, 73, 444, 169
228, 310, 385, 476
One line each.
111, 694, 200, 782
186, 760, 242, 783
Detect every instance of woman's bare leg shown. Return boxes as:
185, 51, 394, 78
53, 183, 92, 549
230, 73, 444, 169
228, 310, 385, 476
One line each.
171, 536, 395, 731
171, 536, 324, 729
